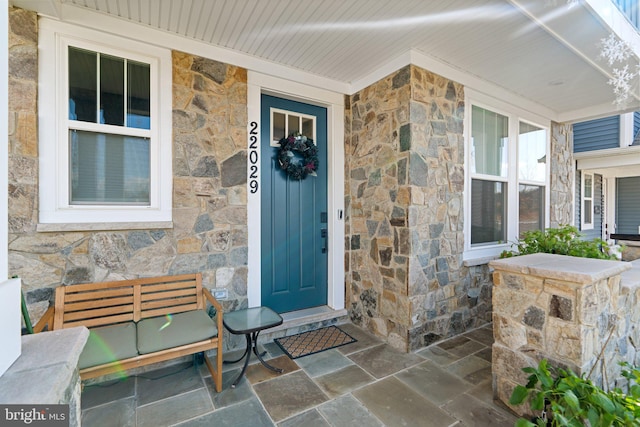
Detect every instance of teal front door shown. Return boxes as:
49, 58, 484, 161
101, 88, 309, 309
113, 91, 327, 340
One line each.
261, 95, 328, 313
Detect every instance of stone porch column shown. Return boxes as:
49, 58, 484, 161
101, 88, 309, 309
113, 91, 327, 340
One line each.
489, 253, 631, 415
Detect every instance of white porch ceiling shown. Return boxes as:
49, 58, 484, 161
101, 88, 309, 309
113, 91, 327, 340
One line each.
11, 0, 640, 122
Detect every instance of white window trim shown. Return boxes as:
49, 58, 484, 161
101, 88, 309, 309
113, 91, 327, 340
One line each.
620, 112, 635, 147
269, 107, 317, 147
463, 90, 550, 261
582, 172, 595, 230
38, 19, 172, 229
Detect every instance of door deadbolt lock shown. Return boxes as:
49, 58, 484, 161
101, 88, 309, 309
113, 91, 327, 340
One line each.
321, 229, 328, 253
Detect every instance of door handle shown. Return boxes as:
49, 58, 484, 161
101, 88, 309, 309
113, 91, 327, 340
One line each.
321, 229, 328, 254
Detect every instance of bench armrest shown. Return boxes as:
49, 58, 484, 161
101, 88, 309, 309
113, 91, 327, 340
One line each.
33, 305, 55, 333
202, 288, 224, 330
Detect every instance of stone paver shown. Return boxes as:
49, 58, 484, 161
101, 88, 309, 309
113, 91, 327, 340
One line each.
136, 389, 213, 427
81, 323, 519, 427
314, 364, 375, 398
278, 409, 329, 427
252, 370, 329, 422
347, 343, 423, 378
295, 349, 353, 378
82, 377, 136, 409
136, 363, 205, 406
395, 360, 469, 405
443, 394, 518, 427
82, 397, 136, 427
446, 354, 492, 384
318, 395, 384, 427
177, 398, 273, 427
353, 377, 457, 427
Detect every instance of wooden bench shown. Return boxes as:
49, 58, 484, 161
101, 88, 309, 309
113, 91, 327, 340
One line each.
38, 273, 223, 392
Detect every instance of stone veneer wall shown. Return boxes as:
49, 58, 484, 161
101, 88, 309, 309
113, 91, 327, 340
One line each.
549, 122, 574, 228
490, 254, 639, 417
8, 8, 250, 331
346, 65, 493, 351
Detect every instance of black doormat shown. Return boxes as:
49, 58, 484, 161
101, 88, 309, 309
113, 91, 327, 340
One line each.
274, 325, 357, 359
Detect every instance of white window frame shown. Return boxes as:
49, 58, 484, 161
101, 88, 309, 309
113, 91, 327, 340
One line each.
581, 172, 595, 230
269, 107, 316, 147
517, 119, 548, 236
464, 90, 550, 262
38, 19, 172, 230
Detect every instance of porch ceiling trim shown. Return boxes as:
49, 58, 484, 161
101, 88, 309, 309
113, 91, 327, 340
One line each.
10, 0, 640, 123
576, 145, 640, 171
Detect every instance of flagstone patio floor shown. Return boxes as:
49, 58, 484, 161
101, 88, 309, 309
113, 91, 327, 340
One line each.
81, 323, 519, 427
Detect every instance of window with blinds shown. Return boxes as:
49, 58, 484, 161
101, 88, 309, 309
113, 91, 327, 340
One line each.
68, 47, 151, 205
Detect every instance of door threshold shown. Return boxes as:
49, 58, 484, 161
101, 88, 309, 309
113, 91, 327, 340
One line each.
269, 306, 348, 333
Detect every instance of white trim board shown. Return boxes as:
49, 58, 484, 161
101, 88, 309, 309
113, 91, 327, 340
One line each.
247, 71, 345, 311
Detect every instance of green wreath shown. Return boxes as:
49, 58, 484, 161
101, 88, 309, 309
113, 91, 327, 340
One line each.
276, 133, 318, 180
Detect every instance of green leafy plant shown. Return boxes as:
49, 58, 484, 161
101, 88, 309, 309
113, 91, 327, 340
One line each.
500, 225, 618, 260
510, 359, 640, 426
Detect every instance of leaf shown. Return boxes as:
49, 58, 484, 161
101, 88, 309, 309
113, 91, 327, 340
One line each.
531, 392, 545, 410
586, 407, 599, 427
553, 413, 569, 425
515, 419, 536, 427
539, 372, 554, 389
510, 385, 530, 405
592, 393, 616, 413
563, 390, 580, 410
600, 412, 615, 427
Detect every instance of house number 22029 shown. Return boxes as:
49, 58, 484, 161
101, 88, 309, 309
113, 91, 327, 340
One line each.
248, 121, 259, 194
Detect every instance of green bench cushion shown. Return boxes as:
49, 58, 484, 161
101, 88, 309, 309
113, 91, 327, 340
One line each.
137, 310, 218, 355
79, 322, 138, 370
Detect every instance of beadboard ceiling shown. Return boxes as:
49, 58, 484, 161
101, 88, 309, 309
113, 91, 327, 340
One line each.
11, 0, 640, 121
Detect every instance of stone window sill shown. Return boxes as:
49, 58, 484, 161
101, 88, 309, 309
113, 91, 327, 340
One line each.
37, 221, 173, 233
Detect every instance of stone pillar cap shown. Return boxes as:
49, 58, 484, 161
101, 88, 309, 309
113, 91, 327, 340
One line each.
489, 253, 631, 284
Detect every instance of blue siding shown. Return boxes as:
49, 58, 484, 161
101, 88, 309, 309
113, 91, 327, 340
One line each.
616, 177, 640, 234
573, 116, 620, 153
613, 0, 639, 30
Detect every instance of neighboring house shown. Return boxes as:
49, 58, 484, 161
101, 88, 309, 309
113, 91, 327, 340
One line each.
574, 112, 640, 259
3, 0, 640, 355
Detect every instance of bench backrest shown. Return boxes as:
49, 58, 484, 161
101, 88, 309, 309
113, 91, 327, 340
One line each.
53, 273, 205, 329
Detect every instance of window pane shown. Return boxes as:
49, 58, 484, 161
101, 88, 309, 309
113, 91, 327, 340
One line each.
584, 200, 592, 224
100, 54, 124, 126
471, 179, 506, 244
70, 130, 150, 204
584, 175, 593, 198
69, 47, 97, 123
273, 112, 285, 143
288, 114, 300, 135
518, 123, 546, 182
519, 184, 544, 236
127, 60, 150, 129
302, 117, 314, 139
471, 106, 508, 177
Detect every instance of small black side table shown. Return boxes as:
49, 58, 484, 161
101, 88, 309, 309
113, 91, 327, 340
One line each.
223, 306, 284, 388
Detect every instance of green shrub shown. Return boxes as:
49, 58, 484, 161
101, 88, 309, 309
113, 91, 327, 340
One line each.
500, 225, 617, 260
510, 359, 640, 426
